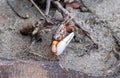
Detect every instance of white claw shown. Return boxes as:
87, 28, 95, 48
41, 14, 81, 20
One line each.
57, 32, 74, 55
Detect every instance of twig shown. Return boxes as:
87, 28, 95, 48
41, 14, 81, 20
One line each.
22, 29, 49, 60
23, 40, 49, 60
103, 47, 120, 75
30, 0, 53, 24
45, 0, 51, 15
23, 40, 36, 53
85, 43, 98, 55
104, 50, 113, 63
6, 0, 29, 19
53, 1, 96, 44
106, 60, 120, 75
80, 0, 92, 13
104, 46, 120, 63
53, 1, 69, 16
29, 51, 49, 60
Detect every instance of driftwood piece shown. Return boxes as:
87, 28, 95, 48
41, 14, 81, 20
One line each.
0, 59, 105, 78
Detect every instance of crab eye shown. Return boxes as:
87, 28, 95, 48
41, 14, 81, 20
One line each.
54, 34, 60, 40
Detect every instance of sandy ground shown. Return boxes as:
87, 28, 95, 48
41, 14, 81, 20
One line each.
0, 0, 120, 77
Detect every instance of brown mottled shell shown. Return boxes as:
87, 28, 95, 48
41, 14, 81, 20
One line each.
53, 24, 66, 40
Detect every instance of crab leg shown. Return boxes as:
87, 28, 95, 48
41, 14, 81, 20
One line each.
66, 25, 76, 32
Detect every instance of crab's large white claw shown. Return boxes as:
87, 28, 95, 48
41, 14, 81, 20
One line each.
57, 32, 74, 55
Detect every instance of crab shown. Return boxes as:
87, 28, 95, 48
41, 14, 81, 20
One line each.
50, 18, 76, 60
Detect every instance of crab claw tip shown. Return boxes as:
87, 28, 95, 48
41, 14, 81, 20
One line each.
57, 32, 74, 55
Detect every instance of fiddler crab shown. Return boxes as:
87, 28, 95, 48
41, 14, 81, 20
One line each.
50, 18, 76, 60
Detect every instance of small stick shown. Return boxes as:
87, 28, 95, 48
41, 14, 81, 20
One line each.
23, 40, 36, 53
59, 63, 69, 71
104, 50, 113, 63
30, 0, 53, 24
105, 60, 120, 75
45, 0, 51, 15
53, 1, 69, 16
80, 0, 92, 13
6, 0, 29, 19
23, 40, 49, 60
85, 43, 98, 55
29, 51, 49, 60
53, 1, 96, 44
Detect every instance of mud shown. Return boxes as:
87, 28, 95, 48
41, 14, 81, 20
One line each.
0, 0, 120, 77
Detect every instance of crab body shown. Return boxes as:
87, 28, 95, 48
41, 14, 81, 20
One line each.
50, 18, 76, 60
51, 32, 74, 55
